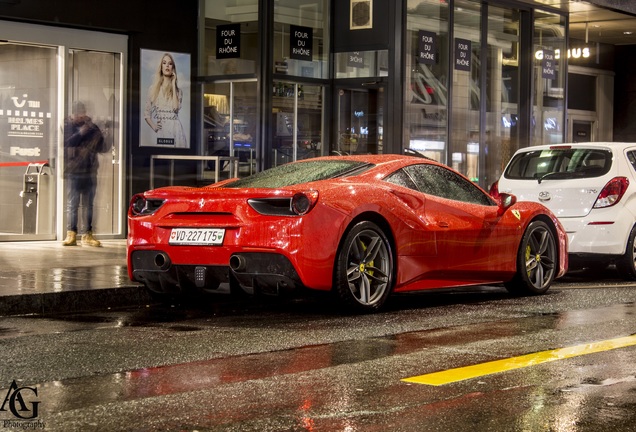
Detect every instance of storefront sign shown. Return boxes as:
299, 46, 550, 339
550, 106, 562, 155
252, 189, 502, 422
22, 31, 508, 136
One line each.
1, 94, 50, 140
542, 49, 556, 79
290, 25, 313, 61
216, 24, 241, 59
535, 46, 592, 61
418, 30, 437, 65
348, 51, 364, 68
454, 38, 471, 71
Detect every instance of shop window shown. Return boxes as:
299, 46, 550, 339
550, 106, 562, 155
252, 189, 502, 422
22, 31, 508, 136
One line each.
533, 10, 566, 146
273, 0, 330, 79
203, 80, 258, 178
404, 0, 449, 162
451, 0, 482, 182
568, 73, 596, 111
202, 0, 259, 76
334, 50, 388, 79
272, 82, 324, 165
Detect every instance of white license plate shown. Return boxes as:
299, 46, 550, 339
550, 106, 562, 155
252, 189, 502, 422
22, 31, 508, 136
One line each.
169, 228, 225, 245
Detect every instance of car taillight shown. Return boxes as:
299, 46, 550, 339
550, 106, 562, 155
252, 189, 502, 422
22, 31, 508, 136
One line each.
593, 177, 629, 209
291, 190, 319, 215
130, 194, 165, 216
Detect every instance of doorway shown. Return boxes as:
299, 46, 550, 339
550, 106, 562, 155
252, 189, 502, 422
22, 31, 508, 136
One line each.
66, 49, 123, 237
0, 21, 127, 241
334, 84, 384, 155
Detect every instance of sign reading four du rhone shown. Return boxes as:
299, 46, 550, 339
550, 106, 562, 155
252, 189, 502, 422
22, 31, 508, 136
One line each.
455, 38, 471, 71
290, 25, 313, 61
542, 49, 556, 79
418, 30, 437, 65
216, 23, 241, 59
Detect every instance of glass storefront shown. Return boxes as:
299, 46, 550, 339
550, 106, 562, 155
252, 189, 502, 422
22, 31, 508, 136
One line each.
272, 81, 324, 165
451, 0, 482, 181
404, 1, 449, 162
485, 5, 521, 187
201, 0, 329, 170
203, 80, 258, 177
404, 0, 566, 189
0, 21, 126, 241
199, 1, 567, 187
533, 9, 567, 147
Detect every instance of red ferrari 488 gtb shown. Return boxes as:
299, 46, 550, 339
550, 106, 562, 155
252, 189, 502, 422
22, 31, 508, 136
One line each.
128, 154, 568, 312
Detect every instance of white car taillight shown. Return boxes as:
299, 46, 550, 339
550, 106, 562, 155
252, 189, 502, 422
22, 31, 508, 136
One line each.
593, 177, 629, 209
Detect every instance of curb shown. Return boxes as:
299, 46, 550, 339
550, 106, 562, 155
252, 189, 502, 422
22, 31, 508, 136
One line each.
0, 285, 153, 316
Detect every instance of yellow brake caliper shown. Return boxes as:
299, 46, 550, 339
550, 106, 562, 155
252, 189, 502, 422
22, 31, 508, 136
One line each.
359, 239, 374, 277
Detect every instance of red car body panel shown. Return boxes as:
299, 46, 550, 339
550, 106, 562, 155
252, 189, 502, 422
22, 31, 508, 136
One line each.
127, 155, 568, 294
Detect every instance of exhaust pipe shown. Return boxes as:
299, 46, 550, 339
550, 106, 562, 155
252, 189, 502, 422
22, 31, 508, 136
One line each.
154, 252, 171, 271
229, 254, 247, 272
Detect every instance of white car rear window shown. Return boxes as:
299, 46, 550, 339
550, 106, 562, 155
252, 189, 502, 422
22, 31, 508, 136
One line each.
504, 148, 612, 181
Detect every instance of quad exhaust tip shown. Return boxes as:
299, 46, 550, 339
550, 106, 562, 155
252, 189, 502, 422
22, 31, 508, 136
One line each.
229, 255, 247, 272
154, 252, 171, 271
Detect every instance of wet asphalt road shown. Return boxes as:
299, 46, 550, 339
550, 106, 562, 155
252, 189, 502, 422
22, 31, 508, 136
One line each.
0, 269, 635, 431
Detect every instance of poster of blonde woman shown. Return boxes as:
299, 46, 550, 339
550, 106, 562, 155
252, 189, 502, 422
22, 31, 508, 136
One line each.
140, 49, 191, 148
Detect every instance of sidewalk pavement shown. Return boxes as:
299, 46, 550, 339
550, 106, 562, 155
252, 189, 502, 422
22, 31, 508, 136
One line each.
0, 239, 151, 316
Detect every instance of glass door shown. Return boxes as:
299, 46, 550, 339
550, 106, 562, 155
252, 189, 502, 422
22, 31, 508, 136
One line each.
272, 81, 324, 166
203, 80, 257, 178
335, 84, 384, 155
66, 49, 122, 237
0, 42, 58, 240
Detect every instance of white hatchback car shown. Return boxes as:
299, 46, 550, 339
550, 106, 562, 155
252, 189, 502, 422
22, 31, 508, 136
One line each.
490, 142, 636, 279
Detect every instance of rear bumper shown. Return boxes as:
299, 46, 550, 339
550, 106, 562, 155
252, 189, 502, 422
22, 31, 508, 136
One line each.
130, 249, 305, 296
560, 210, 632, 256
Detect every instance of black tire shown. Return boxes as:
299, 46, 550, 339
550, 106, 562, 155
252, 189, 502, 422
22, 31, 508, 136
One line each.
505, 220, 557, 295
334, 221, 394, 312
617, 225, 636, 280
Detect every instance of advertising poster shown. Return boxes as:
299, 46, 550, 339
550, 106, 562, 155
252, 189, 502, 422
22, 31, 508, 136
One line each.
140, 49, 191, 148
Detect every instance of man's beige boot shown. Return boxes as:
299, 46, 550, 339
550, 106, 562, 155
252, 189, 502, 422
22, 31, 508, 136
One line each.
62, 230, 77, 246
82, 231, 101, 247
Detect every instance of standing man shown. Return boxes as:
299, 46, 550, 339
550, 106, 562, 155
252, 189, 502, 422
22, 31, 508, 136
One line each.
62, 101, 109, 246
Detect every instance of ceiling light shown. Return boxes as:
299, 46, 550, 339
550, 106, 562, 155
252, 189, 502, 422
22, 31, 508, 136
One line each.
624, 31, 633, 35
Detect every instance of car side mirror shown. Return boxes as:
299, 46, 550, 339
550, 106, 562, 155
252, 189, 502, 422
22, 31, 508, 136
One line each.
497, 192, 517, 216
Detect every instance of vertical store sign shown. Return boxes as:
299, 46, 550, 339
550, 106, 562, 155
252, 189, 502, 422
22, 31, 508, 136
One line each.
454, 38, 471, 71
418, 30, 437, 65
542, 49, 556, 79
216, 24, 241, 59
290, 25, 313, 61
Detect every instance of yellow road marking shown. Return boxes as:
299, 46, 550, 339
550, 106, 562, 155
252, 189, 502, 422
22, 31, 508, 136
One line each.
402, 334, 636, 386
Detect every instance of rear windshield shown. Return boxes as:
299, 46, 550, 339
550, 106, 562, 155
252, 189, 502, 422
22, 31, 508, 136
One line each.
504, 147, 612, 181
222, 160, 371, 188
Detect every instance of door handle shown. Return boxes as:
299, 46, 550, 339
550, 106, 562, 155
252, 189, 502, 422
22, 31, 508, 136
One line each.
437, 221, 449, 228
